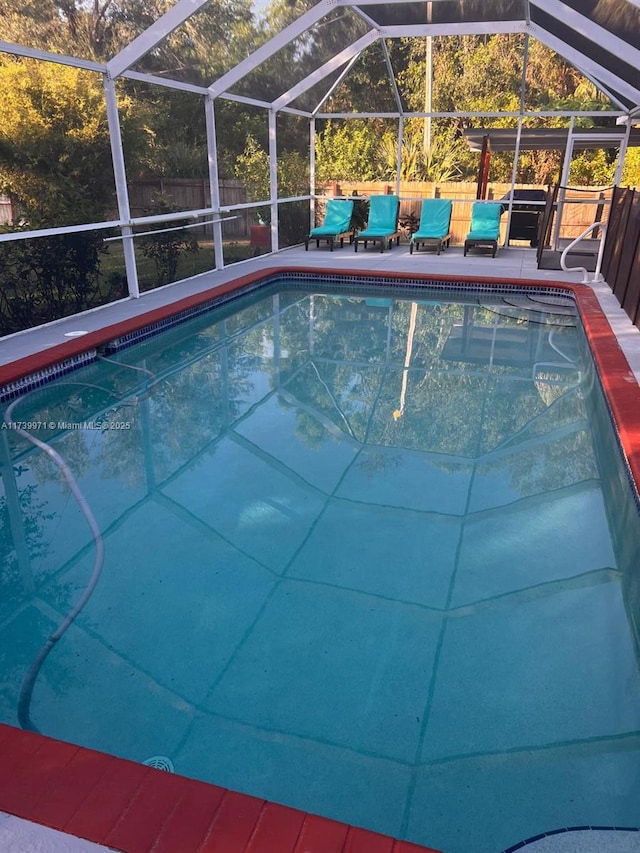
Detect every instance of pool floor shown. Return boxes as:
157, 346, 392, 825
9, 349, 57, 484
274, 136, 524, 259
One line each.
1, 282, 640, 853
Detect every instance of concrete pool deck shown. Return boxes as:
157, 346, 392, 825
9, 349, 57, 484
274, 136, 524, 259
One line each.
507, 829, 640, 852
2, 816, 639, 853
1, 243, 639, 853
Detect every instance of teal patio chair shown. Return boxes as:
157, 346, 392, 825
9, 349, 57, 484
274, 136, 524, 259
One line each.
463, 202, 503, 257
409, 199, 453, 255
353, 195, 401, 253
305, 199, 354, 251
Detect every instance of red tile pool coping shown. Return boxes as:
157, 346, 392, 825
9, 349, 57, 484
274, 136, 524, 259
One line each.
0, 724, 440, 853
1, 266, 639, 853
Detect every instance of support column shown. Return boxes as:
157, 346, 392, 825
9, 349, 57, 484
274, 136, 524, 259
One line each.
103, 74, 139, 299
205, 95, 225, 270
505, 117, 524, 247
310, 117, 316, 231
269, 109, 278, 252
397, 117, 404, 194
554, 116, 575, 248
614, 118, 632, 186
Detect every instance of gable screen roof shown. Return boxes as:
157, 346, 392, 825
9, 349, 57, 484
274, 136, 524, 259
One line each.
205, 0, 640, 115
528, 1, 640, 111
1, 0, 639, 115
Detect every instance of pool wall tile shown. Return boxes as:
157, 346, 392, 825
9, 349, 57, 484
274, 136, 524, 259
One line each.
63, 758, 153, 841
244, 802, 306, 852
30, 747, 110, 829
343, 826, 395, 852
292, 813, 349, 851
149, 778, 227, 853
105, 768, 183, 853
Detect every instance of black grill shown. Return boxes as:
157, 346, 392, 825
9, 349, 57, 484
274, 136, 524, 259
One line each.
500, 189, 547, 247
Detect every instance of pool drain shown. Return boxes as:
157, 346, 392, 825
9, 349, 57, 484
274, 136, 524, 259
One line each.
143, 755, 174, 772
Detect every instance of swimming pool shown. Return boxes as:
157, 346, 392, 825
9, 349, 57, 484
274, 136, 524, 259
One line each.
1, 273, 640, 853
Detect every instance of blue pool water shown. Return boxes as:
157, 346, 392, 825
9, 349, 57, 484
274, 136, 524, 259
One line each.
1, 280, 640, 853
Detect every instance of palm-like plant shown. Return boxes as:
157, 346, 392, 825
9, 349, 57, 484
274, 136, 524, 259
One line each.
375, 129, 463, 182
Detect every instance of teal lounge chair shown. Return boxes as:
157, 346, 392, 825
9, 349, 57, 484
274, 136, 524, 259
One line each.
305, 199, 354, 251
409, 199, 453, 255
353, 195, 401, 253
463, 202, 503, 257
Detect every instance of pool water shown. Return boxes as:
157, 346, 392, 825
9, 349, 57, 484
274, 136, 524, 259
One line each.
1, 282, 640, 853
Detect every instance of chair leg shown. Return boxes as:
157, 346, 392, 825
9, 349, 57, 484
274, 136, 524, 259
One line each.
330, 237, 334, 252
305, 238, 309, 251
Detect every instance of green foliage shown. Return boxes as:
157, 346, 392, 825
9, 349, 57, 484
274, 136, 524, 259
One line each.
0, 0, 257, 70
139, 193, 200, 286
356, 32, 624, 187
373, 123, 464, 182
621, 148, 640, 188
0, 229, 124, 336
432, 35, 523, 115
569, 150, 616, 186
315, 120, 387, 181
0, 0, 262, 186
233, 135, 310, 233
278, 199, 309, 247
234, 135, 270, 204
278, 150, 311, 198
2, 1, 630, 199
0, 56, 148, 225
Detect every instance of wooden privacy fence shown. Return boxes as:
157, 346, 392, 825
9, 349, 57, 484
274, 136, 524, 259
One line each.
130, 178, 604, 246
0, 194, 13, 225
601, 186, 640, 329
128, 178, 248, 237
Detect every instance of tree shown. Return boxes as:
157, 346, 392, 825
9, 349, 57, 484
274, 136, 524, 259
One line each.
139, 193, 199, 286
621, 148, 640, 188
373, 123, 464, 182
0, 55, 148, 225
0, 56, 148, 332
0, 0, 261, 184
314, 120, 389, 182
0, 0, 257, 69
